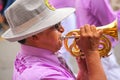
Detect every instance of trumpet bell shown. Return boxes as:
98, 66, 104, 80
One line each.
97, 19, 118, 40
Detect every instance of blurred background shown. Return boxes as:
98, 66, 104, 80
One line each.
0, 0, 120, 80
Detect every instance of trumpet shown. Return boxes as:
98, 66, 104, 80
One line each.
61, 20, 118, 57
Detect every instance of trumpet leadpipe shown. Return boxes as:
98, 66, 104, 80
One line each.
60, 35, 80, 40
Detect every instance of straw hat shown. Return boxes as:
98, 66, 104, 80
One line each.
1, 0, 75, 42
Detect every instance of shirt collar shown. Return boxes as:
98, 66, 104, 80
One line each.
19, 44, 61, 64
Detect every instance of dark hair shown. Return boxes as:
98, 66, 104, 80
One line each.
18, 39, 26, 44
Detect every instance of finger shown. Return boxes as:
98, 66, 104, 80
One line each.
91, 25, 97, 33
80, 26, 85, 36
84, 24, 91, 33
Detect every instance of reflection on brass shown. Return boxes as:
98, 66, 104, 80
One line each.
63, 20, 118, 57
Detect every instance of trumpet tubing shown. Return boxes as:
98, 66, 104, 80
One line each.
63, 20, 118, 57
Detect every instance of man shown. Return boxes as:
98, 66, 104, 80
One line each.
2, 0, 106, 80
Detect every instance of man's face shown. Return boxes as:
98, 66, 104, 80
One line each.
37, 23, 64, 52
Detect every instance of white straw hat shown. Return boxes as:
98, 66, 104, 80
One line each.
1, 0, 75, 42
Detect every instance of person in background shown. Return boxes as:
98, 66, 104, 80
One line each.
110, 0, 120, 11
1, 0, 15, 15
0, 0, 15, 31
0, 0, 3, 13
75, 0, 120, 80
0, 0, 4, 29
2, 0, 107, 80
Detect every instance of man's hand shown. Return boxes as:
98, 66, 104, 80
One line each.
76, 24, 103, 54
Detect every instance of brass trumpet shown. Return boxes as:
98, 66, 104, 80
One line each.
62, 20, 118, 57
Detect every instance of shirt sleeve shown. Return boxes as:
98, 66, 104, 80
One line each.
90, 0, 116, 25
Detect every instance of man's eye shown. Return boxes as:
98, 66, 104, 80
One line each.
54, 22, 61, 30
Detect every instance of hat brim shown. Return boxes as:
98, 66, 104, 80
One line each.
2, 8, 75, 42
